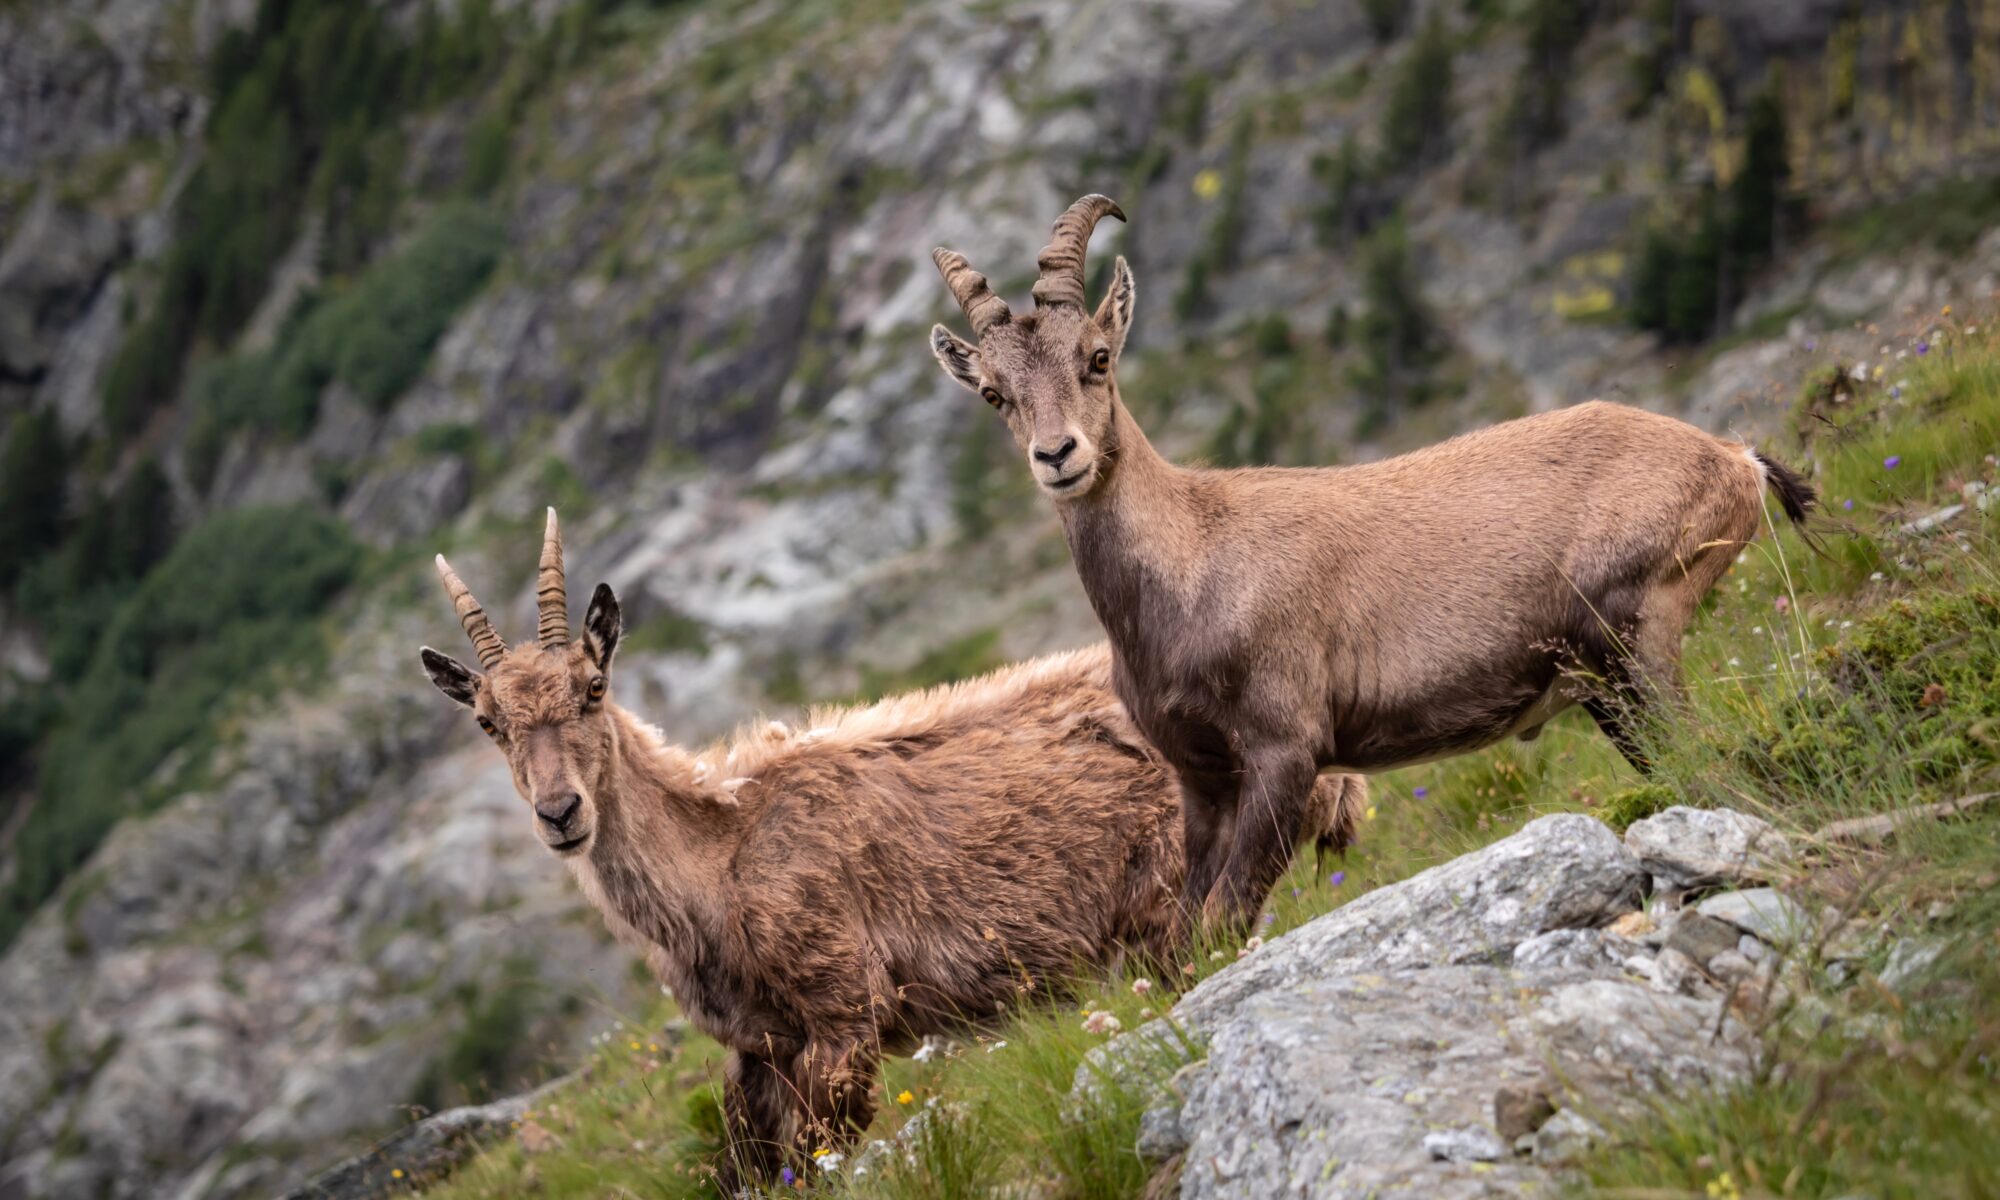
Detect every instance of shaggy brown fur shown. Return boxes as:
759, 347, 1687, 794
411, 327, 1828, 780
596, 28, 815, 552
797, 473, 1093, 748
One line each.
929, 195, 1816, 932
419, 512, 1366, 1184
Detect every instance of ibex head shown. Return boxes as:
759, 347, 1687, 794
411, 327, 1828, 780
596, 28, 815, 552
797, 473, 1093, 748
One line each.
929, 194, 1136, 500
419, 509, 623, 858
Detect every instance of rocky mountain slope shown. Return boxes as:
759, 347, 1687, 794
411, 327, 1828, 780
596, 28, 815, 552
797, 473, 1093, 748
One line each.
2, 0, 1997, 1196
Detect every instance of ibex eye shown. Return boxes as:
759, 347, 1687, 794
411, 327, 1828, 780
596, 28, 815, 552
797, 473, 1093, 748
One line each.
476, 716, 499, 739
980, 387, 1004, 409
1090, 348, 1111, 372
587, 677, 606, 702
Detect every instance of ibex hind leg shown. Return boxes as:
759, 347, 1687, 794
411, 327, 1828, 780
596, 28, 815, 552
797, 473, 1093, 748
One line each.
1566, 583, 1675, 774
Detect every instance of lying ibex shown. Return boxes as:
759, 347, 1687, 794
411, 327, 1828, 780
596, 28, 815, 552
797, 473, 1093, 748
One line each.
928, 194, 1815, 931
418, 511, 1366, 1183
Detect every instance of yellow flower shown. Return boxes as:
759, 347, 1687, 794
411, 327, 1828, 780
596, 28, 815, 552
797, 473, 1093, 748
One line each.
1193, 169, 1222, 200
648, 1042, 660, 1052
391, 1168, 405, 1180
1365, 805, 1378, 820
1944, 304, 1954, 316
896, 1090, 915, 1105
1705, 1172, 1741, 1200
813, 1147, 832, 1159
629, 1041, 640, 1051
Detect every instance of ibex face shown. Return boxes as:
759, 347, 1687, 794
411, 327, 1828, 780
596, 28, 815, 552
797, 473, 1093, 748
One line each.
419, 510, 624, 859
929, 195, 1137, 501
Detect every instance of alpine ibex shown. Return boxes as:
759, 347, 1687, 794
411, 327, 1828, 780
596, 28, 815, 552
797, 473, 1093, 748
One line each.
418, 511, 1366, 1183
928, 194, 1815, 931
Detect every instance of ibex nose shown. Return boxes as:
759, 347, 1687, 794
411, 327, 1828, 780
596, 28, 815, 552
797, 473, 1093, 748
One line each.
536, 792, 581, 830
1034, 437, 1077, 467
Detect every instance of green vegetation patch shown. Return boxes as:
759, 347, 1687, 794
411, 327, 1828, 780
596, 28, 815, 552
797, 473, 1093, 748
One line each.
185, 203, 507, 489
0, 506, 362, 950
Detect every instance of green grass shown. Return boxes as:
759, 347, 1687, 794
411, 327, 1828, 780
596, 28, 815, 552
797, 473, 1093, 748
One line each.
411, 320, 2000, 1198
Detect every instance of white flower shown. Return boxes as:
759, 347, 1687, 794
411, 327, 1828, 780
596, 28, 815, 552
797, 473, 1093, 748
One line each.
1081, 1010, 1123, 1035
1870, 571, 1886, 582
1850, 363, 1869, 382
816, 1152, 845, 1173
1209, 950, 1226, 961
1131, 977, 1153, 996
1728, 658, 1742, 667
986, 1040, 1007, 1053
1139, 1007, 1154, 1019
1751, 626, 1763, 635
912, 1038, 942, 1063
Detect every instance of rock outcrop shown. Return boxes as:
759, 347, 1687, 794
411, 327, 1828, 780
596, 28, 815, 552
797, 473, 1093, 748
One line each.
1082, 814, 1777, 1199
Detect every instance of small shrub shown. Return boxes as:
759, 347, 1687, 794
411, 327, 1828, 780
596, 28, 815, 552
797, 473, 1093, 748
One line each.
0, 411, 69, 585
1598, 782, 1678, 831
1379, 13, 1454, 173
1360, 0, 1407, 43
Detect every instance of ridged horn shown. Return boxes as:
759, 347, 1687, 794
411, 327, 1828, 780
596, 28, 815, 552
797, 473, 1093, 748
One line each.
435, 554, 507, 670
1031, 194, 1126, 311
537, 507, 569, 647
931, 248, 1011, 335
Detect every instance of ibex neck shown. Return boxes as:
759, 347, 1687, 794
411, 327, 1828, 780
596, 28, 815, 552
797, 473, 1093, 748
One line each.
572, 707, 738, 960
1059, 399, 1206, 636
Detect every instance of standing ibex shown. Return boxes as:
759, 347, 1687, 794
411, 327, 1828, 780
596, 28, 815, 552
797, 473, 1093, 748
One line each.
928, 195, 1816, 931
418, 511, 1366, 1183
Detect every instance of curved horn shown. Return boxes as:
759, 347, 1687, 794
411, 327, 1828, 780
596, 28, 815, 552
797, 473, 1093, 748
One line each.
435, 554, 507, 670
931, 248, 1011, 335
1032, 194, 1126, 311
537, 507, 569, 648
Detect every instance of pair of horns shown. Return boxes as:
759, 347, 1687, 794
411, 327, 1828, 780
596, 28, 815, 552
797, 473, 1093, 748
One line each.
434, 508, 570, 670
932, 194, 1126, 334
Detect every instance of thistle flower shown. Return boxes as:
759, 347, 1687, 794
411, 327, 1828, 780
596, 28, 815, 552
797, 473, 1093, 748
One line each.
1082, 1010, 1123, 1035
1131, 977, 1154, 996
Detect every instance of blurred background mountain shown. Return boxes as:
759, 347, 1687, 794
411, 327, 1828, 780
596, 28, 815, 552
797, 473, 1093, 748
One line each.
0, 0, 1996, 1195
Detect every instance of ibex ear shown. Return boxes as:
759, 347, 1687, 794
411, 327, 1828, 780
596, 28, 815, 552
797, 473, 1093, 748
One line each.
930, 324, 984, 393
420, 647, 480, 707
583, 583, 621, 671
1092, 256, 1136, 360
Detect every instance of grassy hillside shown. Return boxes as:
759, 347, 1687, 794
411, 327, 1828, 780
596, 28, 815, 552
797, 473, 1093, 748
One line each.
396, 308, 2000, 1198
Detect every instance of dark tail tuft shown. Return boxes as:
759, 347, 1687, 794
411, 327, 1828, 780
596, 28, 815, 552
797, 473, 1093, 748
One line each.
1753, 449, 1816, 526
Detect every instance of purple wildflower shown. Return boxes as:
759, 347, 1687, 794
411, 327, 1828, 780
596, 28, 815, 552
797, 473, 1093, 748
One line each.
1329, 870, 1347, 888
1261, 912, 1277, 928
1843, 498, 1855, 511
782, 1167, 797, 1186
1291, 886, 1303, 898
1413, 786, 1429, 799
1890, 386, 1902, 399
1804, 338, 1817, 351
1884, 455, 1902, 469
1917, 341, 1930, 356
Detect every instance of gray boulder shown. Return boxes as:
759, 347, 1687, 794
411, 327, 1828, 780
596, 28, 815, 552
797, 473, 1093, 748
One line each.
1144, 966, 1752, 1200
1178, 814, 1646, 1021
1625, 806, 1795, 892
